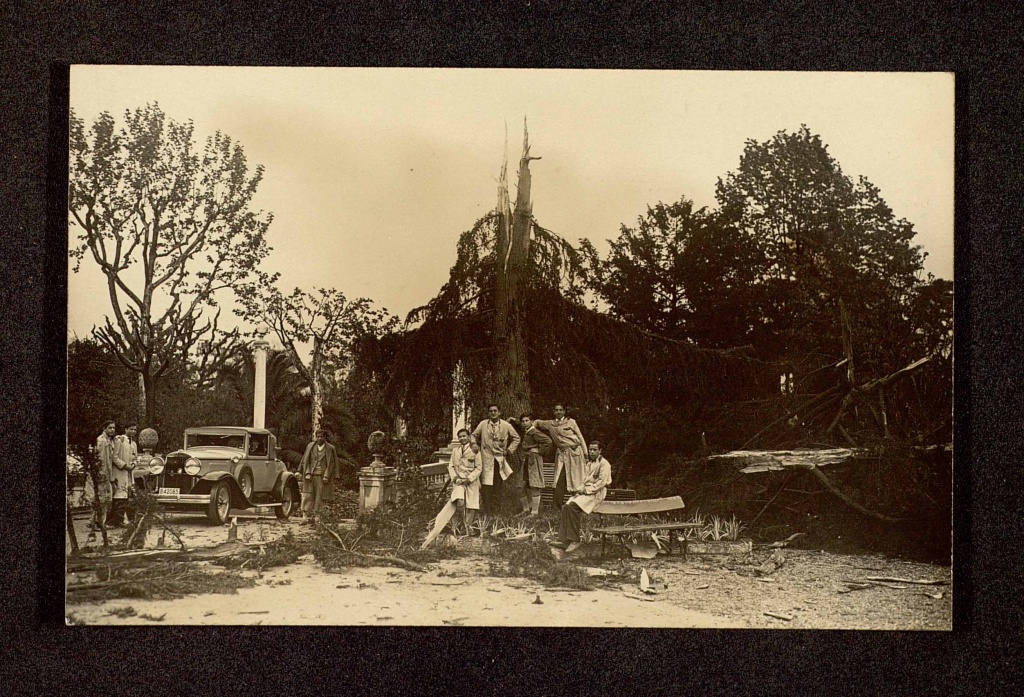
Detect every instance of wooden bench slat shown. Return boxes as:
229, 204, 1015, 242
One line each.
593, 496, 684, 515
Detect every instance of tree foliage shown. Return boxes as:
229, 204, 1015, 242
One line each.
235, 278, 397, 440
357, 205, 776, 449
713, 125, 927, 373
586, 197, 763, 348
66, 337, 249, 454
68, 103, 272, 424
66, 339, 139, 450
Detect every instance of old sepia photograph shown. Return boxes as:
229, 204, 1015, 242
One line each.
65, 66, 953, 628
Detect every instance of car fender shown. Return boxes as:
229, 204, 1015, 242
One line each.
194, 471, 251, 509
273, 470, 300, 500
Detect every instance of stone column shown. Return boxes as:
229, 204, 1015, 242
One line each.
252, 340, 270, 429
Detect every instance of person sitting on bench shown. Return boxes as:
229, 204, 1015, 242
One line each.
551, 441, 612, 555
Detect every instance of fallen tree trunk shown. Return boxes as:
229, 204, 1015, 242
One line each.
709, 448, 858, 473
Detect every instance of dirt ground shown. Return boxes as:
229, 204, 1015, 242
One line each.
66, 511, 951, 629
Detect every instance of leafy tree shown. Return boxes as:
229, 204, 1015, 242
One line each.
67, 337, 251, 455
66, 338, 139, 451
586, 197, 763, 349
68, 103, 273, 425
714, 126, 927, 375
235, 280, 397, 441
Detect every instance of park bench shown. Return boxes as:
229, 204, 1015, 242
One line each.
589, 496, 701, 558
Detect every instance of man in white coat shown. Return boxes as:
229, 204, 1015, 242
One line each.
108, 424, 138, 527
472, 403, 521, 515
551, 441, 612, 555
447, 428, 482, 533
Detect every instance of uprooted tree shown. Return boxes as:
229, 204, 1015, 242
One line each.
68, 103, 273, 425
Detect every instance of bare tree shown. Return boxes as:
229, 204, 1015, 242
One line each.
236, 280, 396, 440
69, 103, 272, 424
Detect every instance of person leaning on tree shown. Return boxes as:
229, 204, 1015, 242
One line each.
298, 429, 337, 523
471, 403, 521, 516
107, 424, 138, 527
551, 441, 612, 556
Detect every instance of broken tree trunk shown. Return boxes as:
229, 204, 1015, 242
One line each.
710, 448, 903, 522
709, 448, 859, 474
493, 121, 537, 417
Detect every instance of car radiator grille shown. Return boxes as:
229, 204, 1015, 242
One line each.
160, 473, 197, 492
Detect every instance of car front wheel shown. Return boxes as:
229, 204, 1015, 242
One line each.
207, 481, 232, 525
275, 481, 297, 520
238, 469, 254, 502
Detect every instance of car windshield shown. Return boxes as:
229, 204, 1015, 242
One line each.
186, 433, 246, 450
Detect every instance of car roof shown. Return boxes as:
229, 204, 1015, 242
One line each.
183, 426, 273, 436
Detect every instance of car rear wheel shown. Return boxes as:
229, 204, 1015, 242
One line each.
275, 481, 297, 520
238, 469, 254, 502
207, 481, 232, 525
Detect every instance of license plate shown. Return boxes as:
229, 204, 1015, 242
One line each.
158, 487, 180, 496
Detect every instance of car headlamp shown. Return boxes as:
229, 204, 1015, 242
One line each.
148, 456, 165, 475
184, 458, 202, 476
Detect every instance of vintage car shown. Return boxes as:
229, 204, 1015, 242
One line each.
135, 426, 301, 525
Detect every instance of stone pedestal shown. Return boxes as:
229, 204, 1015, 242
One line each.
358, 467, 397, 512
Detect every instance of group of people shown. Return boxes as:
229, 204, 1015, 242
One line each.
90, 421, 139, 530
446, 403, 612, 554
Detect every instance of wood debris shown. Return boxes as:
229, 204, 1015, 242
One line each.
755, 549, 786, 576
864, 576, 948, 586
710, 448, 857, 474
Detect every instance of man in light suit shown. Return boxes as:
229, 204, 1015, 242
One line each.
107, 424, 138, 527
472, 403, 521, 515
298, 429, 338, 523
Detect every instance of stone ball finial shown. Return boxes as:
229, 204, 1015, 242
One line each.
367, 430, 386, 454
139, 428, 159, 451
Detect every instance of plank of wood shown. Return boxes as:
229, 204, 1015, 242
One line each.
593, 496, 685, 515
864, 576, 948, 586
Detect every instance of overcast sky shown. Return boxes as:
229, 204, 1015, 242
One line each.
68, 67, 954, 340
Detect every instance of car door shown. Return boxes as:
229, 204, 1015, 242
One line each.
246, 433, 273, 492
